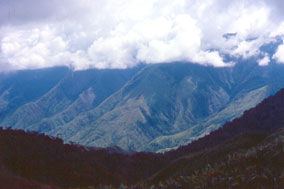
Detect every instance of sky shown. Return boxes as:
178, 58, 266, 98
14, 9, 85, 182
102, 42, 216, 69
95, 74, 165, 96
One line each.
1, 0, 284, 71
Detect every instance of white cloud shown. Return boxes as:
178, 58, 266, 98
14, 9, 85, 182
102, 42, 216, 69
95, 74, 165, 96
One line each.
270, 22, 284, 38
193, 51, 233, 67
1, 0, 284, 71
258, 54, 270, 66
1, 26, 71, 70
230, 39, 263, 59
273, 44, 284, 63
135, 15, 202, 64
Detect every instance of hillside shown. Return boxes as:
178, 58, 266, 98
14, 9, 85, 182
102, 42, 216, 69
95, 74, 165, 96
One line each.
49, 62, 284, 152
0, 67, 69, 121
0, 127, 166, 187
145, 88, 284, 187
142, 130, 284, 188
0, 66, 141, 132
0, 87, 284, 188
1, 60, 284, 152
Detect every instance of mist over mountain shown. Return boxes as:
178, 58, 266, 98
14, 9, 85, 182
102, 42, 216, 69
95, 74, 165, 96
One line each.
1, 40, 284, 152
48, 61, 284, 152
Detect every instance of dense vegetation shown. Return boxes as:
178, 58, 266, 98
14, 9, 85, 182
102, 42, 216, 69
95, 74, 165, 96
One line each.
0, 128, 166, 187
0, 88, 284, 188
141, 130, 284, 188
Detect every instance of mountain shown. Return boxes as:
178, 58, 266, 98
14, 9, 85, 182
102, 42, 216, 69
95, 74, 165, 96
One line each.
46, 62, 284, 152
144, 129, 284, 188
166, 87, 284, 158
143, 87, 284, 188
0, 66, 142, 133
0, 85, 284, 188
0, 67, 69, 121
1, 61, 284, 152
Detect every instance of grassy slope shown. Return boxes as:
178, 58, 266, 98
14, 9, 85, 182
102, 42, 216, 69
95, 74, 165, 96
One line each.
0, 67, 141, 132
2, 62, 284, 153
54, 63, 284, 152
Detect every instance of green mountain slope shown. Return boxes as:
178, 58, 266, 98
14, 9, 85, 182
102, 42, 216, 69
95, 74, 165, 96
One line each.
0, 67, 69, 121
146, 85, 272, 152
47, 62, 284, 152
2, 61, 284, 152
0, 67, 142, 132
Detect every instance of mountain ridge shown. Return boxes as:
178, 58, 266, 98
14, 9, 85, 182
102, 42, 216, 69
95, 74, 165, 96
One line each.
48, 62, 284, 151
1, 61, 284, 152
0, 86, 284, 188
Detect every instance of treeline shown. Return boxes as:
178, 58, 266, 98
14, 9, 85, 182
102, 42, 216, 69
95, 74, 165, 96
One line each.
141, 130, 284, 188
0, 128, 166, 187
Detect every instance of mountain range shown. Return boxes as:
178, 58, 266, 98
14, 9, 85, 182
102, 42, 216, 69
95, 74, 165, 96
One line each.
1, 61, 284, 152
0, 81, 284, 188
1, 42, 284, 152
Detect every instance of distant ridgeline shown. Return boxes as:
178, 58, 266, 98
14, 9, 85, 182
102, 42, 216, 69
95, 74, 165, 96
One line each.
0, 41, 284, 152
0, 87, 284, 188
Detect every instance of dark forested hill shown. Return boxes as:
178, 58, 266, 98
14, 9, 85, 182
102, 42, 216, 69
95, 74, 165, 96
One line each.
0, 127, 166, 187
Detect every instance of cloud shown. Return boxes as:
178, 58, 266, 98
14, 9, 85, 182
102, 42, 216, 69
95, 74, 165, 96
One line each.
1, 26, 70, 70
273, 43, 284, 64
230, 38, 266, 59
1, 0, 284, 71
258, 54, 270, 66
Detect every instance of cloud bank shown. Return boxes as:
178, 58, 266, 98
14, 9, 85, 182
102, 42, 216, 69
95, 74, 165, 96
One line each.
1, 0, 284, 71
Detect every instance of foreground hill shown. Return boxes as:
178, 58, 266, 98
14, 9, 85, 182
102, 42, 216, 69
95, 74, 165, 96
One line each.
0, 128, 166, 187
142, 130, 284, 188
0, 88, 284, 188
